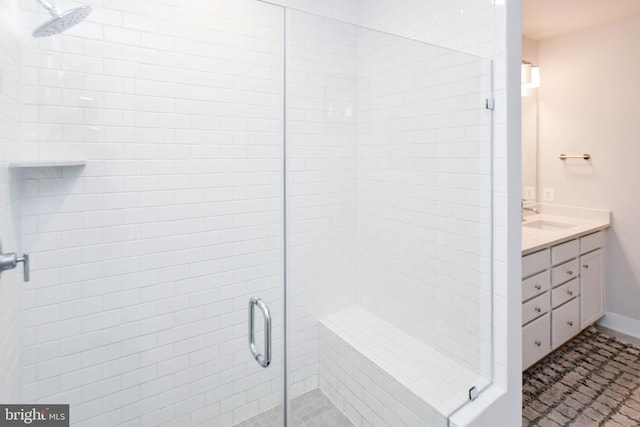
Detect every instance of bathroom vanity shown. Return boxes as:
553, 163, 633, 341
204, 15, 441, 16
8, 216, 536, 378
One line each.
521, 205, 610, 370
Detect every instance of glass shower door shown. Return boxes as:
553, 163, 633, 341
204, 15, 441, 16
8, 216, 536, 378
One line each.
6, 0, 287, 426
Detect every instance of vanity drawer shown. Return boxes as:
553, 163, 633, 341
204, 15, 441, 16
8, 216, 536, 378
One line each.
523, 313, 551, 370
581, 231, 604, 254
552, 278, 579, 308
523, 248, 550, 278
551, 259, 579, 287
552, 298, 580, 348
522, 270, 551, 302
551, 239, 579, 266
523, 292, 550, 325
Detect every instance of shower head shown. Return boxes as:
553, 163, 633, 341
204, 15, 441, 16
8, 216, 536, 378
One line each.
33, 0, 92, 37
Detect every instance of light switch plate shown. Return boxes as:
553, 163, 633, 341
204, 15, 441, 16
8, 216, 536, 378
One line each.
543, 188, 554, 201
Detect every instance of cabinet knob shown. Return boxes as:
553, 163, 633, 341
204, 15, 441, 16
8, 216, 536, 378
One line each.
535, 307, 541, 313
534, 284, 541, 290
534, 340, 541, 347
567, 290, 573, 296
583, 264, 590, 269
567, 270, 573, 275
567, 321, 574, 326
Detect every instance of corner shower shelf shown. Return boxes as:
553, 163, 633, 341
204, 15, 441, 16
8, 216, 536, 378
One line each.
9, 160, 87, 168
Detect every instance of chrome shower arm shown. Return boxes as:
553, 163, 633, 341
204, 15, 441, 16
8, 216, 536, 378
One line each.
35, 0, 64, 17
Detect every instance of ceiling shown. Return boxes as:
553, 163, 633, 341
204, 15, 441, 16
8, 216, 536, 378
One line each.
523, 0, 640, 40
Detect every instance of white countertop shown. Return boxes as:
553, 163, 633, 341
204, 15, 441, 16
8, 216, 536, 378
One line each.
521, 204, 611, 255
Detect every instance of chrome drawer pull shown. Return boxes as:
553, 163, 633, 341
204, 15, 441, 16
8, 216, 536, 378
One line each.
567, 270, 573, 275
534, 340, 541, 347
583, 264, 590, 269
567, 321, 574, 326
567, 290, 574, 296
535, 307, 541, 313
534, 284, 541, 290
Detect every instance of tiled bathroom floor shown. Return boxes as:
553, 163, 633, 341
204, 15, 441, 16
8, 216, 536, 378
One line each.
233, 388, 354, 427
523, 327, 640, 426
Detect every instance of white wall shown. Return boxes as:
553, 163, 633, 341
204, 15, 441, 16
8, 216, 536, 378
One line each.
0, 0, 23, 402
538, 13, 640, 326
12, 1, 286, 425
522, 36, 539, 65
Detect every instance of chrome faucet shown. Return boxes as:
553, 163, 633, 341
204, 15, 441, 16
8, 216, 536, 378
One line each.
521, 199, 539, 220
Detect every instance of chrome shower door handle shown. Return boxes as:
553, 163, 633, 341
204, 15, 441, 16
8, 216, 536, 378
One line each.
249, 296, 271, 368
0, 252, 30, 282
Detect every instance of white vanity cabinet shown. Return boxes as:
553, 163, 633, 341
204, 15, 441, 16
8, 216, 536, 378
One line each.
521, 230, 606, 371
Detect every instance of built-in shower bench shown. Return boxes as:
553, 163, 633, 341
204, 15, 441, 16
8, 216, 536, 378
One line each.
318, 306, 488, 427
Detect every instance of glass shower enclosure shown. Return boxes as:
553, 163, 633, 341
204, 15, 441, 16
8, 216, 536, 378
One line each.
0, 1, 492, 426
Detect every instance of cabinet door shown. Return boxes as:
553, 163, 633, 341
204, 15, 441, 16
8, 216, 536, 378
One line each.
523, 313, 551, 371
552, 298, 580, 349
581, 249, 604, 328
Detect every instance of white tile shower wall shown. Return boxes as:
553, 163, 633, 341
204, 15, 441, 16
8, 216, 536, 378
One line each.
320, 307, 489, 421
357, 28, 493, 378
318, 322, 447, 427
285, 10, 359, 397
0, 8, 23, 402
270, 0, 358, 24
356, 0, 496, 59
15, 0, 285, 425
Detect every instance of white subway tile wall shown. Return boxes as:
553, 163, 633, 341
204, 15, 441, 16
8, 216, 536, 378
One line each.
357, 28, 493, 378
0, 7, 23, 402
285, 10, 360, 399
15, 0, 286, 425
271, 0, 358, 24
319, 307, 489, 426
356, 0, 497, 59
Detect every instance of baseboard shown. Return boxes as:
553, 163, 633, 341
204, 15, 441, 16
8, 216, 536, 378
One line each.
597, 311, 640, 339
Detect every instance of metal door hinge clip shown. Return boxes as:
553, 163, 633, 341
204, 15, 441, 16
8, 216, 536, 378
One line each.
485, 98, 495, 110
469, 386, 479, 401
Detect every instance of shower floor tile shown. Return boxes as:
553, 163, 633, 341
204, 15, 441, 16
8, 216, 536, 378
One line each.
233, 388, 354, 427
